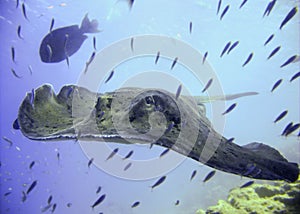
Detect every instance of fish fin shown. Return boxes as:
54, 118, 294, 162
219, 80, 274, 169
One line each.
80, 14, 100, 33
242, 142, 288, 162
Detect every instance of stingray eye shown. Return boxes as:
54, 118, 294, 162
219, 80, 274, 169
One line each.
145, 96, 153, 105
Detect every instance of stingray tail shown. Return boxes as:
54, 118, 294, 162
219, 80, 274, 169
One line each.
80, 14, 100, 33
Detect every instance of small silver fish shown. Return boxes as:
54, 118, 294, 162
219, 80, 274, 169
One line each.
124, 162, 132, 171
267, 46, 281, 60
17, 25, 23, 39
290, 71, 300, 82
96, 186, 101, 194
28, 65, 33, 75
271, 79, 282, 92
202, 51, 208, 64
222, 103, 237, 115
41, 204, 52, 212
91, 194, 106, 209
189, 21, 192, 34
48, 195, 53, 204
123, 150, 134, 160
279, 7, 297, 30
280, 55, 297, 68
190, 170, 197, 181
175, 84, 182, 100
274, 110, 288, 123
155, 51, 160, 64
240, 180, 254, 188
220, 41, 231, 57
105, 70, 114, 84
239, 0, 248, 9
93, 36, 96, 50
29, 161, 35, 169
11, 46, 16, 63
26, 180, 37, 195
201, 78, 213, 93
88, 158, 94, 168
263, 0, 276, 17
21, 191, 27, 202
225, 137, 235, 143
220, 5, 230, 20
284, 123, 300, 137
3, 136, 13, 147
16, 0, 19, 8
131, 201, 140, 208
217, 0, 222, 15
242, 52, 253, 67
30, 88, 35, 107
227, 41, 239, 54
264, 34, 274, 46
281, 122, 293, 136
150, 176, 166, 190
159, 148, 170, 158
66, 55, 70, 67
130, 37, 134, 52
203, 170, 216, 182
170, 57, 178, 70
51, 203, 57, 213
49, 18, 55, 32
106, 148, 119, 161
175, 200, 180, 205
22, 3, 29, 20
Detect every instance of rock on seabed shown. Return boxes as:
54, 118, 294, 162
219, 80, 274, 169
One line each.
196, 175, 300, 214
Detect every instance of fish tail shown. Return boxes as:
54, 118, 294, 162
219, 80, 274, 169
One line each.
80, 14, 100, 33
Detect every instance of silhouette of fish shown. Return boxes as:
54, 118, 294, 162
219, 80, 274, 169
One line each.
39, 14, 99, 63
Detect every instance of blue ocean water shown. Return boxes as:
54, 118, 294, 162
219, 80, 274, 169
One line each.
0, 0, 299, 213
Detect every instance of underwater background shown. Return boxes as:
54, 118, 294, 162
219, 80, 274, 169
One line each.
0, 0, 299, 213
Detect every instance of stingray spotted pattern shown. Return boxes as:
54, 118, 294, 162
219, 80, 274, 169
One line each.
17, 84, 299, 182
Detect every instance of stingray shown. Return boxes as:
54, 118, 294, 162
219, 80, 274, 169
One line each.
16, 84, 299, 182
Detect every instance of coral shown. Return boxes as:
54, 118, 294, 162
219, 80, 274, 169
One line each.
196, 175, 300, 214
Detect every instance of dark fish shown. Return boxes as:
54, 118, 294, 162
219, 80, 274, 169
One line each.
22, 3, 29, 20
242, 52, 253, 67
29, 161, 35, 169
17, 25, 23, 39
123, 150, 134, 160
16, 0, 19, 8
4, 192, 11, 196
203, 170, 216, 182
11, 46, 16, 63
13, 118, 20, 130
127, 0, 134, 10
155, 51, 160, 64
131, 201, 140, 208
41, 204, 52, 213
263, 0, 276, 17
217, 0, 222, 15
227, 41, 239, 54
273, 110, 288, 123
170, 57, 178, 70
175, 84, 182, 100
48, 195, 53, 204
290, 71, 300, 82
67, 203, 72, 207
96, 186, 101, 194
220, 5, 230, 20
190, 170, 197, 181
175, 200, 180, 205
11, 68, 22, 78
88, 158, 94, 168
240, 180, 254, 188
189, 21, 192, 34
220, 41, 231, 57
279, 7, 297, 30
165, 121, 174, 133
201, 78, 213, 93
130, 37, 134, 52
28, 65, 33, 75
264, 34, 274, 46
87, 51, 96, 65
159, 148, 170, 158
281, 122, 293, 136
91, 194, 106, 209
106, 148, 119, 161
26, 180, 37, 195
105, 70, 114, 83
271, 79, 282, 92
222, 103, 237, 115
93, 36, 96, 50
3, 137, 13, 147
202, 51, 208, 64
239, 0, 247, 9
57, 152, 60, 161
40, 14, 99, 63
280, 55, 297, 68
150, 176, 166, 190
51, 203, 57, 213
21, 191, 27, 202
49, 18, 55, 32
225, 137, 235, 143
124, 162, 132, 171
284, 123, 300, 136
267, 46, 281, 60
